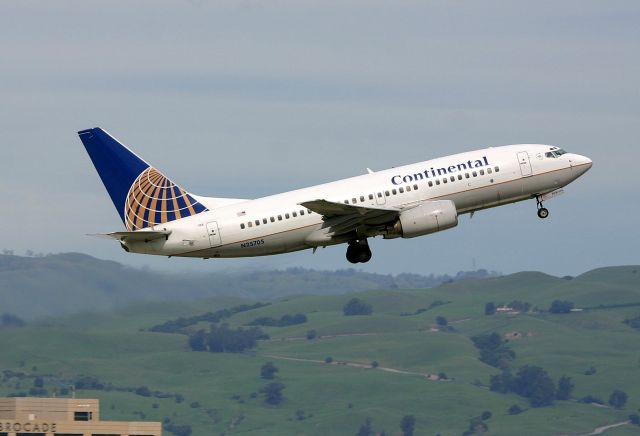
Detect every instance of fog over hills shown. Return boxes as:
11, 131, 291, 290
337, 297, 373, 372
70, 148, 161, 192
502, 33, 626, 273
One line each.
0, 253, 497, 319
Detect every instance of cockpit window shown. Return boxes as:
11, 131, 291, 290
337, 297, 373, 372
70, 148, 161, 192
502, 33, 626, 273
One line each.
546, 148, 568, 158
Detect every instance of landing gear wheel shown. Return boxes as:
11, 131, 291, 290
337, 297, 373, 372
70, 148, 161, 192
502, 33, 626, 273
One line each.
535, 195, 549, 219
358, 246, 372, 263
346, 244, 359, 264
345, 240, 373, 264
537, 207, 549, 219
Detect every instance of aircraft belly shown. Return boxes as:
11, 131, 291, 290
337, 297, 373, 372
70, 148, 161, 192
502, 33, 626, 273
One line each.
200, 224, 317, 258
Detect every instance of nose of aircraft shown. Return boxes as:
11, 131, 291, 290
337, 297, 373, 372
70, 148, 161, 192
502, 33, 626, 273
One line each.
569, 153, 593, 177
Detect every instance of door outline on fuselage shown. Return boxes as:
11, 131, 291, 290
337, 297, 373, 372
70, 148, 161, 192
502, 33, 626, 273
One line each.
517, 151, 533, 177
206, 221, 222, 247
375, 191, 386, 205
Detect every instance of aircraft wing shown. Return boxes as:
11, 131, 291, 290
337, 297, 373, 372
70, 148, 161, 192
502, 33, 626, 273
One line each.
92, 230, 172, 243
300, 199, 400, 240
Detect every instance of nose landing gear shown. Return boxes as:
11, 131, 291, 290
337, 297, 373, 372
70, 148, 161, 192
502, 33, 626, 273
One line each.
346, 239, 372, 264
536, 195, 549, 219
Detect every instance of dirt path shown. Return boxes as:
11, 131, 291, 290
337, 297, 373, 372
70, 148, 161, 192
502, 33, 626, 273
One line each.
559, 420, 629, 436
261, 354, 442, 381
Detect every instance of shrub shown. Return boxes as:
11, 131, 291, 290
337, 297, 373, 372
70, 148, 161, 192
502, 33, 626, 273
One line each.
260, 382, 285, 405
260, 362, 279, 380
343, 298, 373, 316
508, 404, 522, 415
549, 300, 574, 314
484, 302, 496, 315
400, 415, 415, 436
608, 390, 628, 409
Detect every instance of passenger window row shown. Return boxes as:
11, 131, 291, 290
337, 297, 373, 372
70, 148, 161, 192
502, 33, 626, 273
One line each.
344, 184, 420, 205
240, 209, 312, 229
427, 166, 499, 187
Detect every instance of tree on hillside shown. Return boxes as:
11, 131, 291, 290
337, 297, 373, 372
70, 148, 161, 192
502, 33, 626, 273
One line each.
484, 302, 496, 315
260, 382, 285, 405
490, 370, 513, 394
188, 330, 207, 351
549, 300, 574, 314
471, 332, 515, 369
343, 298, 373, 316
355, 417, 373, 436
260, 362, 279, 380
400, 415, 415, 436
511, 366, 556, 407
556, 376, 574, 400
608, 390, 628, 409
508, 404, 523, 415
1, 313, 26, 327
436, 316, 448, 327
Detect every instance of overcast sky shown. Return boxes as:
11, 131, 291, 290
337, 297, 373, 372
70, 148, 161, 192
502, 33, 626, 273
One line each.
1, 1, 638, 276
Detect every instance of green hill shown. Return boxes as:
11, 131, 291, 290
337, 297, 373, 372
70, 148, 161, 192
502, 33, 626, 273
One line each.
0, 266, 638, 435
0, 253, 495, 319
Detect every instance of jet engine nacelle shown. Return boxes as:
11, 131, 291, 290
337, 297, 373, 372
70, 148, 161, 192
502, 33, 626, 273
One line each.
388, 200, 458, 239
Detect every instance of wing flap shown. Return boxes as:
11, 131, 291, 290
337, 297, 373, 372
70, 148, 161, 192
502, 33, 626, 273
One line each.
300, 199, 400, 240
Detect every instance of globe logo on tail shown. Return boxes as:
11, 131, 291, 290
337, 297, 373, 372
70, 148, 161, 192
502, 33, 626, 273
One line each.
124, 167, 207, 231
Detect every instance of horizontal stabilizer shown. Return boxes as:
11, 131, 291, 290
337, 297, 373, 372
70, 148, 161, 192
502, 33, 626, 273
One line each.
91, 230, 171, 243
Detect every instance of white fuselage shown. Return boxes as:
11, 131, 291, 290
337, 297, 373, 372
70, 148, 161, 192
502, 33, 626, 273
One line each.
124, 144, 592, 259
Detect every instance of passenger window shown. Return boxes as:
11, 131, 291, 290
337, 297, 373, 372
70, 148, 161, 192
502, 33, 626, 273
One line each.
406, 185, 411, 192
270, 217, 275, 222
458, 175, 463, 180
352, 198, 357, 204
360, 196, 365, 202
240, 223, 245, 229
377, 192, 383, 198
300, 210, 305, 216
285, 213, 290, 219
450, 176, 455, 182
472, 171, 477, 177
435, 180, 440, 185
465, 173, 470, 179
392, 189, 397, 195
443, 178, 447, 184
487, 168, 492, 174
248, 221, 253, 227
278, 215, 282, 221
293, 211, 297, 217
413, 184, 418, 190
385, 190, 390, 196
480, 169, 485, 176
494, 166, 500, 172
428, 181, 433, 187
255, 220, 260, 226
344, 200, 349, 204
399, 187, 404, 193
369, 194, 374, 200
263, 218, 267, 224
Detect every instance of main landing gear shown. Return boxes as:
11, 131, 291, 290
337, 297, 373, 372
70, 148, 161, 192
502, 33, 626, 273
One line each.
346, 239, 372, 264
536, 195, 549, 219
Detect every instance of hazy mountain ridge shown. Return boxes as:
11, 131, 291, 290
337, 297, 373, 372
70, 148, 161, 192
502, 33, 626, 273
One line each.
0, 253, 498, 319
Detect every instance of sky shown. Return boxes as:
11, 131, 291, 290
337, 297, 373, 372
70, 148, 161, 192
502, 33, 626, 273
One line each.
1, 1, 639, 277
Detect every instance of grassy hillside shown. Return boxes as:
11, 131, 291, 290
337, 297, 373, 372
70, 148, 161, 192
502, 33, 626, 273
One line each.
0, 266, 638, 435
0, 253, 495, 319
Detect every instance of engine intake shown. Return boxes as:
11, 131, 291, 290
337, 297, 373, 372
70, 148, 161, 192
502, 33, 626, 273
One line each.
388, 200, 458, 238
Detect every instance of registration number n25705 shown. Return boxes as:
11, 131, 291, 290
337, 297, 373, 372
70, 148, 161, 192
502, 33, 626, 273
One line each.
240, 239, 265, 248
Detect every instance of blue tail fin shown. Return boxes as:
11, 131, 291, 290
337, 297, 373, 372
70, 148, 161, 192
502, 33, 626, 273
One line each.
78, 128, 207, 230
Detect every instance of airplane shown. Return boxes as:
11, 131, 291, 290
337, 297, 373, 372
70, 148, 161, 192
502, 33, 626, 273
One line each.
78, 128, 592, 264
